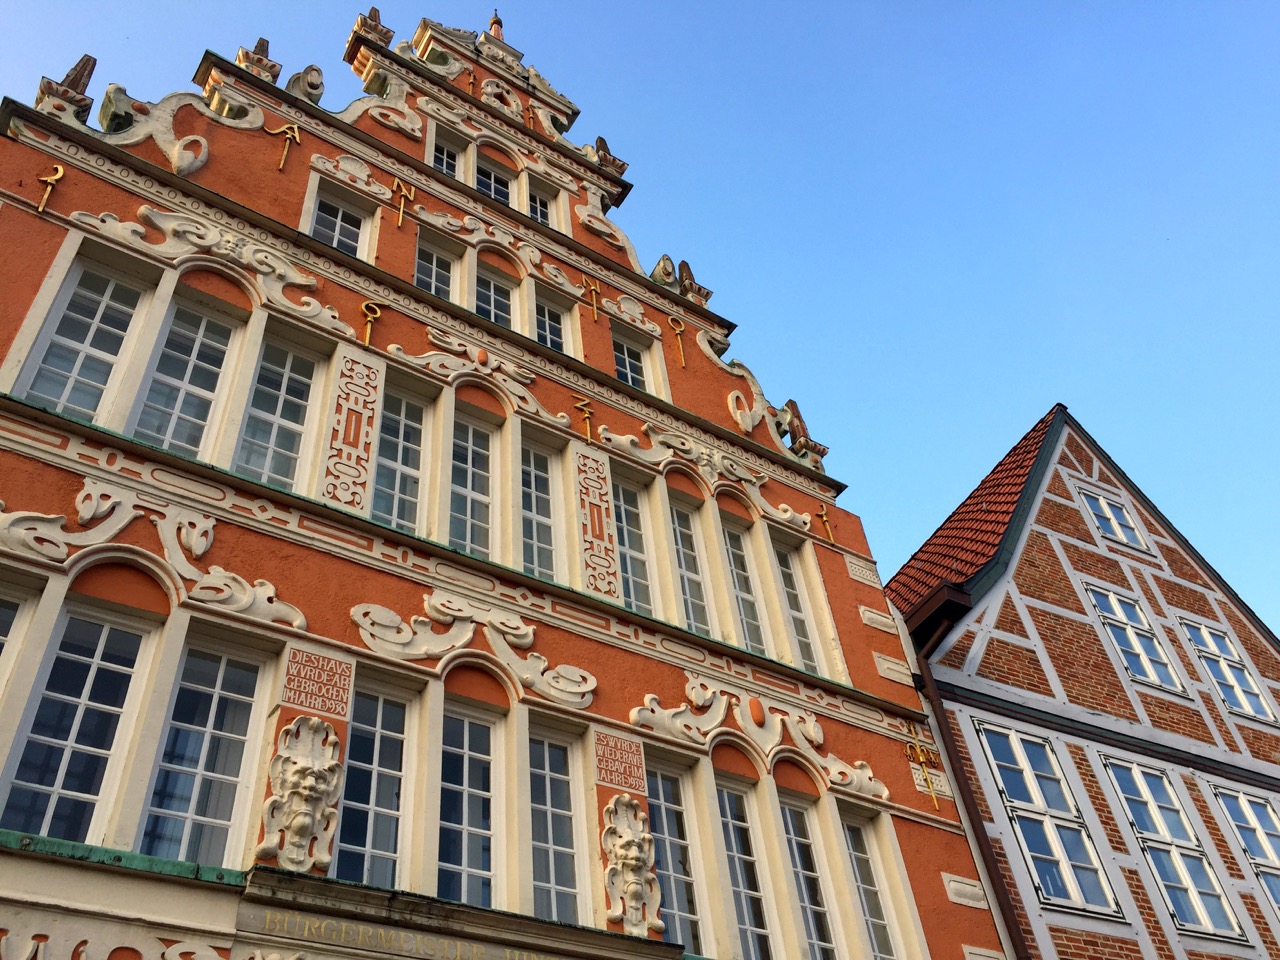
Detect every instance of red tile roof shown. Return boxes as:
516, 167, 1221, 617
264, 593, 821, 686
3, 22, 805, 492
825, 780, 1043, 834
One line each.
885, 404, 1065, 616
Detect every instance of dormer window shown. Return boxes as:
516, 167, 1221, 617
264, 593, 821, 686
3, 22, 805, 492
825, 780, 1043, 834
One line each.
477, 166, 511, 206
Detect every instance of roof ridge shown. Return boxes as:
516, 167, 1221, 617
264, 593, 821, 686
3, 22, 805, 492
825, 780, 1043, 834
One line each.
885, 403, 1066, 616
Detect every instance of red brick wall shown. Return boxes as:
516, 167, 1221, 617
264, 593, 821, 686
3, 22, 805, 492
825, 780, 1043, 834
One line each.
1241, 893, 1280, 958
1048, 926, 1143, 960
1121, 866, 1177, 960
1161, 542, 1210, 588
1036, 498, 1095, 544
1062, 541, 1131, 589
940, 629, 978, 670
1138, 693, 1215, 744
989, 837, 1044, 960
946, 708, 991, 823
1221, 605, 1280, 683
977, 637, 1054, 696
1152, 574, 1216, 620
1179, 773, 1243, 879
994, 595, 1030, 638
1239, 724, 1280, 765
1047, 469, 1072, 499
1065, 433, 1096, 476
1015, 531, 1086, 614
1028, 605, 1138, 720
1064, 743, 1128, 854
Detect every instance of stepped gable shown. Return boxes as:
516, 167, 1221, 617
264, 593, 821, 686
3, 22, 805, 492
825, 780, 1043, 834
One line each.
887, 403, 1065, 616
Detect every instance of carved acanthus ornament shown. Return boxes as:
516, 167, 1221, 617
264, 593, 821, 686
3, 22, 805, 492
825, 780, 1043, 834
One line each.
256, 716, 344, 872
312, 153, 393, 200
600, 294, 661, 338
351, 589, 597, 709
602, 793, 663, 937
0, 477, 307, 628
632, 672, 890, 798
390, 329, 571, 428
70, 204, 351, 336
598, 424, 811, 531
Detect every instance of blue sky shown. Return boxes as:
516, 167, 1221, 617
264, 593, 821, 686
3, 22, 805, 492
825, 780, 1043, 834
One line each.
3, 2, 1278, 631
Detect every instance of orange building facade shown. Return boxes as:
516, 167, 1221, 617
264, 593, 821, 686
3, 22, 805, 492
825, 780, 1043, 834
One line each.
889, 405, 1280, 960
0, 10, 1006, 960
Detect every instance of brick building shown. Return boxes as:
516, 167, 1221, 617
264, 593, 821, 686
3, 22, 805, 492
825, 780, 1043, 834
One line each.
888, 404, 1280, 960
0, 9, 1006, 960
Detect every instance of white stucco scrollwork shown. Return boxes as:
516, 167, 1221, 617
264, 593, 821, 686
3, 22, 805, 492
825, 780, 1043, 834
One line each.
333, 70, 424, 140
602, 793, 663, 937
631, 673, 889, 798
312, 154, 393, 200
600, 294, 661, 338
70, 205, 351, 335
389, 329, 570, 428
598, 424, 811, 531
351, 588, 597, 708
256, 716, 344, 872
574, 184, 642, 271
0, 478, 307, 629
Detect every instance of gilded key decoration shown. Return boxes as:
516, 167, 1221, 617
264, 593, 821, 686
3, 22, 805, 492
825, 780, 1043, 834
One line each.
36, 164, 63, 212
265, 122, 301, 171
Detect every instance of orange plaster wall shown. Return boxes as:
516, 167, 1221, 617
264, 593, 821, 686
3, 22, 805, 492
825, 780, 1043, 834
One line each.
443, 664, 511, 708
69, 562, 171, 616
711, 742, 760, 781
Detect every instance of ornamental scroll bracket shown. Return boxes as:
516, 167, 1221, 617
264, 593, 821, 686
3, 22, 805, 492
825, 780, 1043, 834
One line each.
598, 423, 811, 531
256, 716, 344, 872
631, 672, 889, 798
351, 587, 597, 709
69, 205, 351, 336
0, 477, 307, 629
389, 329, 571, 429
602, 793, 664, 937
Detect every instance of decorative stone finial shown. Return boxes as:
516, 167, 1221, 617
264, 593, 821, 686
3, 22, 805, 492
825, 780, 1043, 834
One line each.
35, 55, 97, 124
677, 259, 712, 305
594, 135, 629, 176
237, 37, 282, 84
489, 9, 504, 41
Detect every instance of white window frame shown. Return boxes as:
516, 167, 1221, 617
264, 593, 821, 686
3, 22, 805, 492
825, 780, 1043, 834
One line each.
612, 477, 654, 616
1086, 585, 1182, 692
447, 416, 496, 560
612, 330, 649, 391
779, 799, 839, 960
1215, 786, 1280, 912
1079, 488, 1147, 550
331, 685, 412, 888
414, 235, 456, 302
774, 540, 823, 674
716, 781, 775, 960
842, 816, 904, 960
976, 722, 1118, 913
669, 500, 714, 637
527, 728, 584, 924
646, 762, 707, 954
232, 337, 323, 494
371, 389, 428, 535
304, 181, 377, 261
519, 441, 559, 583
475, 271, 516, 330
476, 163, 513, 207
722, 520, 768, 656
1181, 620, 1275, 720
435, 704, 500, 908
0, 604, 155, 846
136, 642, 269, 869
432, 139, 461, 179
1105, 757, 1240, 936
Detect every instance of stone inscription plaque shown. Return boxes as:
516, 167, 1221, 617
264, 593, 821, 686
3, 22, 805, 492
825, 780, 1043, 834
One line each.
242, 905, 575, 960
593, 730, 645, 793
281, 647, 353, 718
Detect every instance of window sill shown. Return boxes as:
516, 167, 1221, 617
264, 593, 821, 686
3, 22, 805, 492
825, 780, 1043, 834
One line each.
0, 827, 246, 886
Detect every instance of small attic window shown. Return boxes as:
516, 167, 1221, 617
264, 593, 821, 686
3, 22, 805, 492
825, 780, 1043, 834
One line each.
1079, 490, 1145, 550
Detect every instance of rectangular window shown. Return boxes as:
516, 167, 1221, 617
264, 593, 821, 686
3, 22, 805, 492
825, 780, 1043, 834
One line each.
333, 690, 406, 887
233, 342, 315, 491
415, 245, 453, 300
1217, 788, 1280, 909
449, 420, 493, 559
311, 195, 366, 258
0, 613, 143, 842
475, 276, 513, 329
1087, 588, 1180, 690
724, 527, 766, 655
647, 769, 702, 952
0, 598, 19, 657
433, 143, 458, 178
521, 446, 555, 581
438, 712, 494, 907
476, 167, 511, 205
979, 725, 1113, 910
670, 505, 711, 635
613, 337, 647, 390
528, 193, 551, 226
1106, 759, 1237, 934
25, 268, 142, 420
612, 481, 652, 615
1183, 622, 1273, 719
534, 300, 564, 352
134, 306, 233, 457
776, 547, 820, 673
1081, 491, 1145, 549
372, 394, 426, 533
781, 803, 836, 960
844, 822, 898, 960
529, 736, 577, 922
718, 786, 772, 960
139, 649, 259, 865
